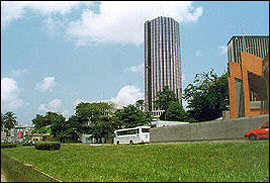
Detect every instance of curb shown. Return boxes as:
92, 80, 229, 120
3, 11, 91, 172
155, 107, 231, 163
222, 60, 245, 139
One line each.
8, 156, 62, 182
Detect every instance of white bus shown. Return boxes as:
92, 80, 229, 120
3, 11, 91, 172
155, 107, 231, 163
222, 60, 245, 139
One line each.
114, 126, 150, 145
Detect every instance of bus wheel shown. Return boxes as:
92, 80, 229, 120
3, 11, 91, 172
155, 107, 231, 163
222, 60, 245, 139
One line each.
117, 141, 120, 145
129, 140, 134, 145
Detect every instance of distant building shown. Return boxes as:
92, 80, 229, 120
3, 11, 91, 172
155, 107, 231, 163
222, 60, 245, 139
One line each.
227, 35, 269, 118
81, 134, 97, 144
9, 125, 35, 143
144, 16, 182, 116
227, 36, 269, 64
31, 134, 50, 143
1, 130, 8, 143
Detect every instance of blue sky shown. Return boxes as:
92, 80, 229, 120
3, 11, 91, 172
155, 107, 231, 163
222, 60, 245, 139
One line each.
1, 1, 269, 126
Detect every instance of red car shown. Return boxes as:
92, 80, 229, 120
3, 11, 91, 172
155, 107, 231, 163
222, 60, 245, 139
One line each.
245, 121, 269, 140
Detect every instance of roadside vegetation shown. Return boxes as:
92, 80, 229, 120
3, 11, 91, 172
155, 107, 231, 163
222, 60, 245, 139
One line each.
1, 141, 268, 182
1, 69, 228, 144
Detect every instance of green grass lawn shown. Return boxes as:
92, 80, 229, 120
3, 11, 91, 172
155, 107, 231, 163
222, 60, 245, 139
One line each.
1, 141, 269, 182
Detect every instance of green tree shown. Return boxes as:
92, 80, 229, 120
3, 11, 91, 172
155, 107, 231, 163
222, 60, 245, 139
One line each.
49, 113, 67, 143
114, 104, 152, 128
154, 86, 179, 120
183, 69, 229, 122
32, 112, 67, 142
155, 86, 178, 111
135, 99, 144, 111
2, 112, 17, 142
1, 113, 4, 131
75, 102, 113, 125
164, 101, 187, 121
31, 126, 51, 134
32, 114, 51, 129
65, 115, 81, 141
75, 102, 114, 143
90, 115, 112, 143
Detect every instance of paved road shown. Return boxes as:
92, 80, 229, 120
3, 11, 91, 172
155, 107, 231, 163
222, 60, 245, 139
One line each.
152, 139, 249, 144
151, 139, 269, 144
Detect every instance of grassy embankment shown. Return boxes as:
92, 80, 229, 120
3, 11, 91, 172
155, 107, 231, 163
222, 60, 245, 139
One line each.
1, 141, 269, 182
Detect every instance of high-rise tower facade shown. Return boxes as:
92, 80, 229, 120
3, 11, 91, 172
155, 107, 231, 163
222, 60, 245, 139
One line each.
227, 36, 269, 64
144, 16, 182, 115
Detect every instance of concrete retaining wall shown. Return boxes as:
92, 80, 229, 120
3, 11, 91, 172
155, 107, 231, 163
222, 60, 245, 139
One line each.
150, 114, 269, 143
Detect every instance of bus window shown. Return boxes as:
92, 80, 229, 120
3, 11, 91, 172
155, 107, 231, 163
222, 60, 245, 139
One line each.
117, 129, 137, 136
142, 128, 150, 133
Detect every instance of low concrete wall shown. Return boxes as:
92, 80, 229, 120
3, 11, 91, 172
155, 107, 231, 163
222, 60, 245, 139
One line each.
150, 114, 269, 143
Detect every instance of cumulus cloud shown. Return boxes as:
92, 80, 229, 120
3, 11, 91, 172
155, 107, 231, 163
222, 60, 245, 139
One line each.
35, 77, 56, 92
195, 49, 203, 56
2, 1, 203, 45
1, 77, 24, 108
38, 99, 69, 117
110, 85, 144, 106
72, 86, 143, 109
125, 63, 144, 73
66, 1, 203, 45
72, 98, 87, 108
1, 1, 93, 29
219, 45, 227, 55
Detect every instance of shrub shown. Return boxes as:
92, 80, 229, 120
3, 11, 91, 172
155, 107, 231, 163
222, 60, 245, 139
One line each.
34, 141, 60, 150
22, 143, 33, 146
46, 136, 58, 141
1, 144, 17, 148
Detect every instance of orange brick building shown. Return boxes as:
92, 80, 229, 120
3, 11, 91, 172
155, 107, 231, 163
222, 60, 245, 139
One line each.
228, 52, 269, 118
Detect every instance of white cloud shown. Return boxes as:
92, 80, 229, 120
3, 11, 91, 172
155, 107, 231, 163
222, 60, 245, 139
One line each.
66, 1, 203, 45
1, 1, 93, 29
195, 49, 203, 56
110, 85, 144, 106
73, 98, 87, 108
219, 45, 227, 55
38, 99, 69, 117
35, 76, 56, 92
2, 1, 203, 45
12, 69, 28, 77
1, 77, 24, 109
125, 63, 144, 73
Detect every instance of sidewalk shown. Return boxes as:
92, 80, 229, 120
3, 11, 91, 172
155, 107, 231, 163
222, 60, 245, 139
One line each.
1, 169, 7, 182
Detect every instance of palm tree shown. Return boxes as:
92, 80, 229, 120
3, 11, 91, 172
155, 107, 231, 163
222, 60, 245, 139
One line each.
3, 112, 17, 140
1, 113, 4, 131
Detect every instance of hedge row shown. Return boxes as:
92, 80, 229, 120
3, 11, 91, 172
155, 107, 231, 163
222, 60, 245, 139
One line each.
34, 141, 61, 150
22, 143, 33, 146
1, 153, 56, 182
1, 144, 17, 148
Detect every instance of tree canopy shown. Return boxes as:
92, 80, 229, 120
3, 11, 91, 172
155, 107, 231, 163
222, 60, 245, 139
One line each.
114, 104, 152, 129
75, 102, 114, 143
1, 112, 17, 140
183, 69, 229, 121
32, 112, 66, 142
155, 86, 178, 111
164, 101, 187, 121
154, 86, 187, 121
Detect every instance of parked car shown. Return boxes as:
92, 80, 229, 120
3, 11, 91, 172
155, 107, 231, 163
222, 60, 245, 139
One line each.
245, 121, 269, 140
